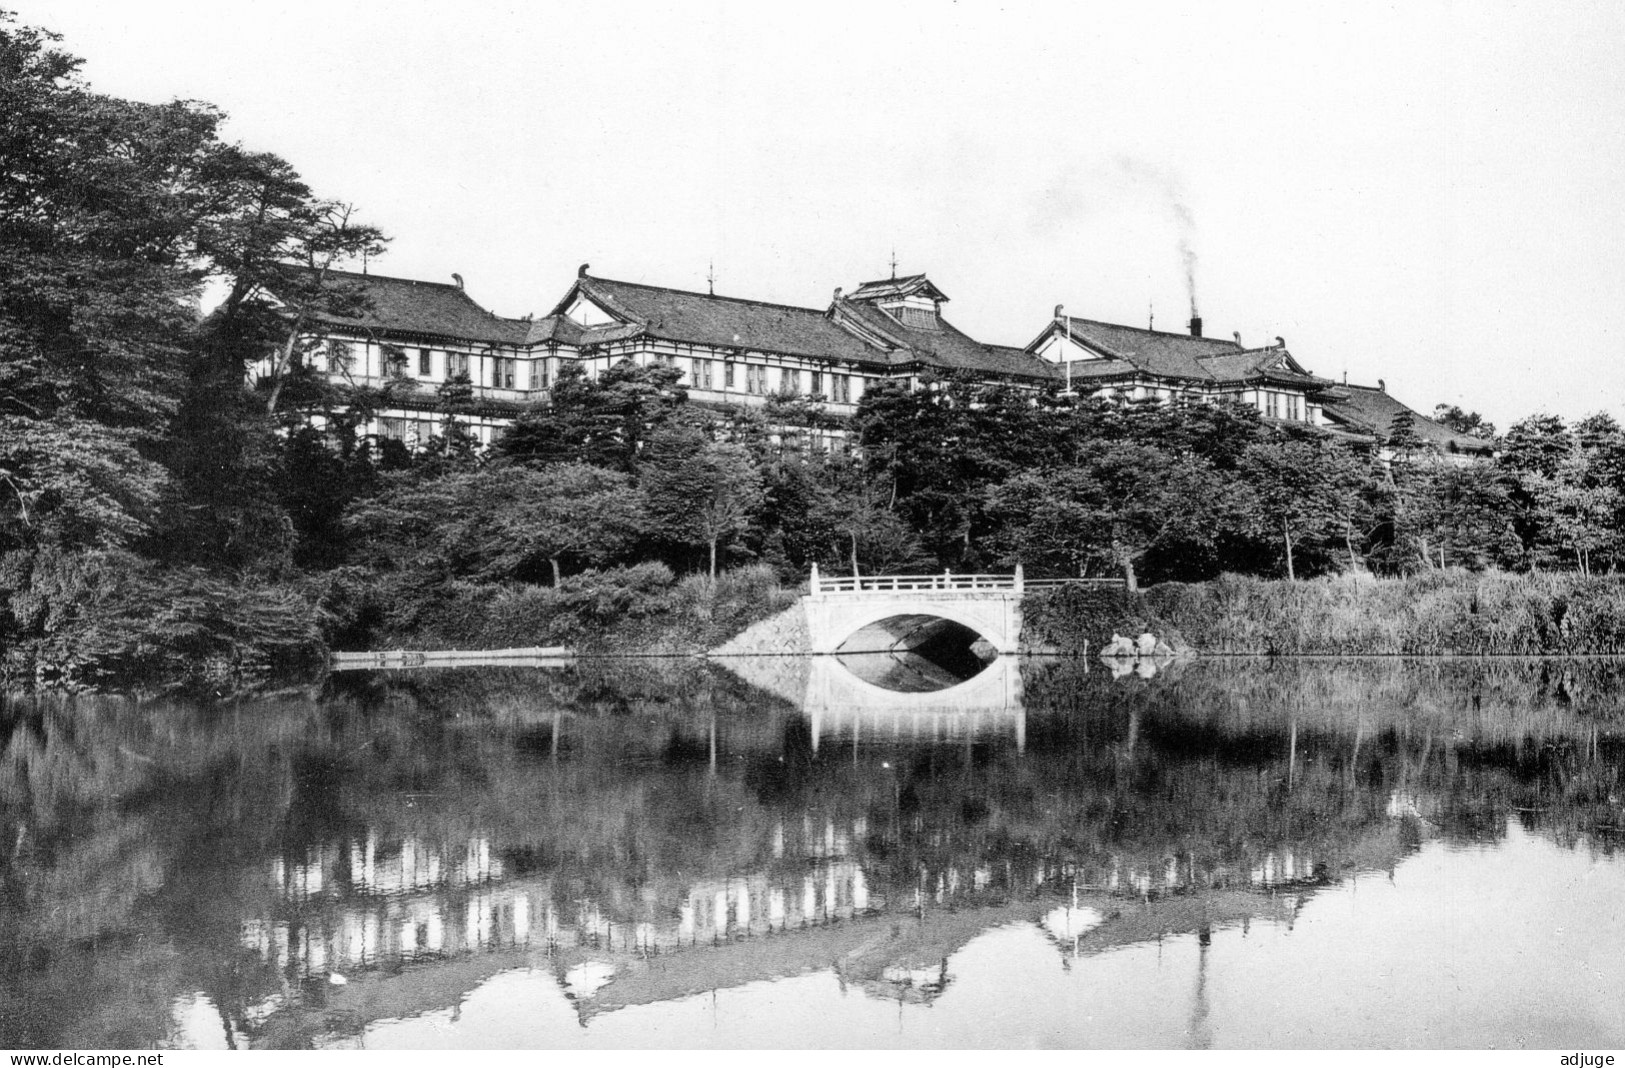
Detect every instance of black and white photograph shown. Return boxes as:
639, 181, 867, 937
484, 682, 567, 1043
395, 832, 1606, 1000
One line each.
2, 0, 1623, 1055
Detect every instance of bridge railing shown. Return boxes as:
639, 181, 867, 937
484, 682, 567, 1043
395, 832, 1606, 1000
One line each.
1022, 578, 1128, 591
808, 564, 1127, 595
815, 572, 1018, 593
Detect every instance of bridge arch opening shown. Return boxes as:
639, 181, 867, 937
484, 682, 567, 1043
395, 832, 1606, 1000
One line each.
833, 613, 997, 692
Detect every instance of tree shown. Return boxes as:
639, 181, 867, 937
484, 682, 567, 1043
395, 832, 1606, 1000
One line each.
480, 463, 644, 585
1497, 414, 1576, 568
1499, 414, 1572, 479
1432, 405, 1496, 440
641, 427, 764, 577
500, 359, 686, 473
1239, 436, 1364, 580
0, 16, 203, 556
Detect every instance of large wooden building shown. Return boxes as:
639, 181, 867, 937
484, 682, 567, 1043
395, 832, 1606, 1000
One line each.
276, 264, 1488, 457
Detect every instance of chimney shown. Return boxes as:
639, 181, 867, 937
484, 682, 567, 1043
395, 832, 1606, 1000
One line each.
452, 273, 464, 290
1188, 315, 1203, 338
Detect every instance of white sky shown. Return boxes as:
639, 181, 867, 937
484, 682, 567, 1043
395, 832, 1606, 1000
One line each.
18, 0, 1625, 429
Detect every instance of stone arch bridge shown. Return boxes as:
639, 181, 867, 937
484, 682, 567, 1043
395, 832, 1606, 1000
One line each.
712, 566, 1125, 659
803, 565, 1122, 656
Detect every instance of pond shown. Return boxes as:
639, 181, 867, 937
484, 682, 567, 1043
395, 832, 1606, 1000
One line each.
2, 656, 1623, 1049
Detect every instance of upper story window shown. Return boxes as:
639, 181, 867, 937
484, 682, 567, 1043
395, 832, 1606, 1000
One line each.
324, 341, 352, 373
418, 348, 433, 376
493, 358, 515, 389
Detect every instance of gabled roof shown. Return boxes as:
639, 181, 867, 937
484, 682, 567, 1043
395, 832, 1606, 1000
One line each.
848, 273, 950, 304
548, 275, 900, 368
520, 315, 645, 347
1198, 347, 1333, 388
835, 299, 1055, 381
283, 267, 528, 345
1031, 316, 1341, 391
1321, 384, 1494, 454
1037, 316, 1244, 381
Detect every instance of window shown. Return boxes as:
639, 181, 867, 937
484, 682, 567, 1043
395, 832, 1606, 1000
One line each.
695, 359, 714, 390
833, 375, 852, 404
449, 353, 469, 379
536, 358, 551, 389
1285, 394, 1300, 421
1265, 392, 1280, 419
897, 306, 937, 330
745, 365, 768, 395
324, 341, 352, 374
492, 358, 515, 389
724, 361, 736, 388
810, 370, 823, 396
783, 369, 799, 395
418, 349, 433, 376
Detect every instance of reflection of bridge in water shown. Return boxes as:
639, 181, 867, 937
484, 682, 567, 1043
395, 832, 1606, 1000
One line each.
714, 654, 1027, 750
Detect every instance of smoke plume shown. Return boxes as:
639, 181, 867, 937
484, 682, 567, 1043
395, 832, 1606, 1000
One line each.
1116, 157, 1200, 318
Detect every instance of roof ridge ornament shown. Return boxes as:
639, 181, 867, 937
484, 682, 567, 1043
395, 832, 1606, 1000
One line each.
578, 263, 590, 278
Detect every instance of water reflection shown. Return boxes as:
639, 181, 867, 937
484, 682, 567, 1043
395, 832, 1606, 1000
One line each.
832, 621, 996, 692
2, 658, 1623, 1048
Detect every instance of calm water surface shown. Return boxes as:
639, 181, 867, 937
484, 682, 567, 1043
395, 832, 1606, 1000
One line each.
3, 656, 1623, 1049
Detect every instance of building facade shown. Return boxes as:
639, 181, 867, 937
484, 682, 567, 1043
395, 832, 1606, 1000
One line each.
271, 264, 1489, 458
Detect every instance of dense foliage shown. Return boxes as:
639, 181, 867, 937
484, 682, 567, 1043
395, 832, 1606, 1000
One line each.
4, 13, 1624, 691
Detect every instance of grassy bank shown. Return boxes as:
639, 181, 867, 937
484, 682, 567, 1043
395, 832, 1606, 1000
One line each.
2, 560, 797, 695
1023, 570, 1625, 656
327, 562, 800, 657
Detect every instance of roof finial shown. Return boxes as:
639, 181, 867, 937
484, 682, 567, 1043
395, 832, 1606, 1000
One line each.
889, 247, 897, 280
707, 259, 715, 297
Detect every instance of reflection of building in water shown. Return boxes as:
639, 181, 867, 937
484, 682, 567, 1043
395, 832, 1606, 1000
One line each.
232, 804, 1408, 1042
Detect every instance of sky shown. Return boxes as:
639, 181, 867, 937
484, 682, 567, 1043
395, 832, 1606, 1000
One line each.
16, 0, 1625, 429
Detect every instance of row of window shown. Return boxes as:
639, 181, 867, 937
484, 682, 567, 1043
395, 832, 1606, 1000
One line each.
690, 359, 856, 401
1262, 392, 1306, 421
376, 346, 862, 403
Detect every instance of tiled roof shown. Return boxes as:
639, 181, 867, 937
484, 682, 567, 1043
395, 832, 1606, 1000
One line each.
847, 274, 949, 303
284, 267, 528, 344
1321, 384, 1494, 453
836, 300, 1055, 381
520, 315, 645, 347
1198, 347, 1333, 388
565, 276, 899, 368
1058, 317, 1242, 381
1042, 318, 1339, 390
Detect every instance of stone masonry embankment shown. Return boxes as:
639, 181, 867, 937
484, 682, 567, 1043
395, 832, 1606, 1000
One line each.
709, 600, 813, 656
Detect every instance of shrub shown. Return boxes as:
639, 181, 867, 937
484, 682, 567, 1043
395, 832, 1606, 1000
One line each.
1024, 570, 1625, 655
